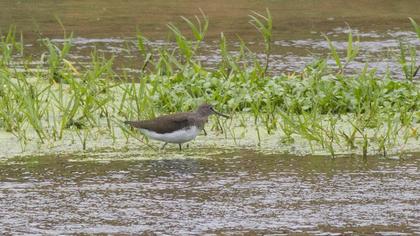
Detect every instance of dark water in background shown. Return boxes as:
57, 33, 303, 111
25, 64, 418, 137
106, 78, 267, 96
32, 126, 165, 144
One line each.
1, 0, 419, 39
0, 151, 419, 235
1, 0, 420, 74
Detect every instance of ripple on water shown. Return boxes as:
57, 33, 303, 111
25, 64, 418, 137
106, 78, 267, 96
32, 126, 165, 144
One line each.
0, 151, 419, 234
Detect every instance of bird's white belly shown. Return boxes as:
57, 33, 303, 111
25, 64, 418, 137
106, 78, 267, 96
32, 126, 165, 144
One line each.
139, 126, 200, 144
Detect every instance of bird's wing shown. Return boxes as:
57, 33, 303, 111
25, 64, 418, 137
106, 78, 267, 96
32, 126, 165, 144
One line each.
125, 112, 192, 134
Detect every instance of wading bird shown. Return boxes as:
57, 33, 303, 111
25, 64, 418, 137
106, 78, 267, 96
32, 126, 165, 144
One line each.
124, 104, 229, 150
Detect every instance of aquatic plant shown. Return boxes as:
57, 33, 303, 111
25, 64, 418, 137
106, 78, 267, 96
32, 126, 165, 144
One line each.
0, 11, 419, 157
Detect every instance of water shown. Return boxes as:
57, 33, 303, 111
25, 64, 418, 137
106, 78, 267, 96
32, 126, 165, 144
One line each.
1, 1, 420, 234
0, 151, 419, 234
1, 0, 420, 74
2, 0, 419, 39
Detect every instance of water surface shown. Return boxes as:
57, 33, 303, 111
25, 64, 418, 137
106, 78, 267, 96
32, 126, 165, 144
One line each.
0, 151, 419, 234
1, 1, 420, 234
1, 0, 420, 74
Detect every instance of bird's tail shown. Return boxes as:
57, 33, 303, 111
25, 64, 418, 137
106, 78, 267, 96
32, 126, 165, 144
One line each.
124, 120, 141, 128
124, 120, 133, 125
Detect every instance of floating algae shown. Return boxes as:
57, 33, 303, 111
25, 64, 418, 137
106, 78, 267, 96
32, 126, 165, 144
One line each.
0, 112, 419, 160
1, 14, 420, 159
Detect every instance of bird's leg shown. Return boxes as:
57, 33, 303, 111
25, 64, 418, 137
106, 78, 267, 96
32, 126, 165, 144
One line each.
203, 128, 207, 136
161, 142, 168, 150
179, 144, 182, 151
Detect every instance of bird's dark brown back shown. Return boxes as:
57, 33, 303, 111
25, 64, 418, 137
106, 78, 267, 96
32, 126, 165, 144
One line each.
124, 112, 193, 134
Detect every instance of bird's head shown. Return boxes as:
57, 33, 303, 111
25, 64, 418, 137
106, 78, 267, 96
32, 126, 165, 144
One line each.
196, 103, 229, 118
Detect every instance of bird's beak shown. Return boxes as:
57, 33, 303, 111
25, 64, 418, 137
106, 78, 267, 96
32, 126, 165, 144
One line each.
212, 108, 230, 118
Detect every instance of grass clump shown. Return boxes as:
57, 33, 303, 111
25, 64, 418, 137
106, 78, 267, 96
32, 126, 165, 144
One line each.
0, 10, 420, 157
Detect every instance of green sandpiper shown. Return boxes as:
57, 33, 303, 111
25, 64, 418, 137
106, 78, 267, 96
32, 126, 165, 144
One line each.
124, 104, 229, 150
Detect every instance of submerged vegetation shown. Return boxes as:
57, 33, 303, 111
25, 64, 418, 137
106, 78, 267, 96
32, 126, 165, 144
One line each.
0, 10, 419, 158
